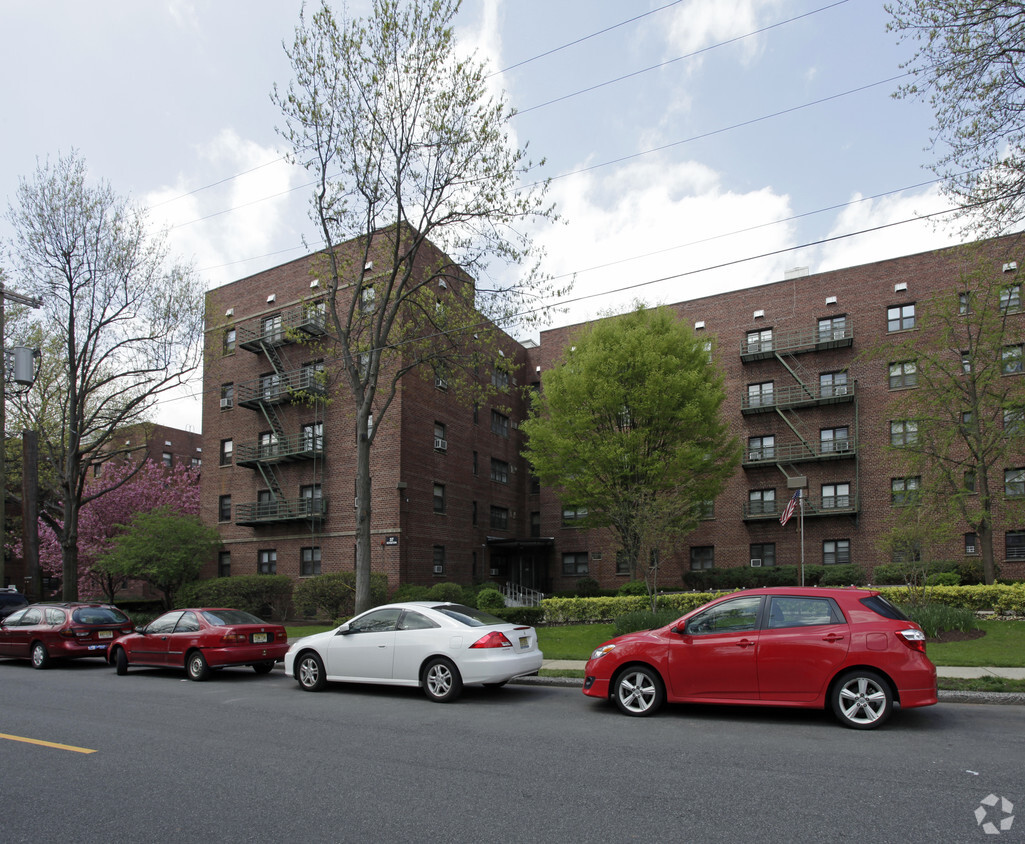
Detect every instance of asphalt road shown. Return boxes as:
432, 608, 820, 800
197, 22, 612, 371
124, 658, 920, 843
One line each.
1, 658, 1023, 843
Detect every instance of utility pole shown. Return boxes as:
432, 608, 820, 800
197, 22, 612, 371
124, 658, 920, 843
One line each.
0, 285, 43, 588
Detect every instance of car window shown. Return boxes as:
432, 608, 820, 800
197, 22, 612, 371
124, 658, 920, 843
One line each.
18, 608, 43, 626
348, 608, 401, 633
859, 594, 911, 621
3, 608, 27, 625
202, 610, 264, 626
685, 596, 761, 635
398, 610, 439, 631
432, 604, 504, 627
767, 597, 843, 629
174, 612, 201, 633
148, 612, 184, 635
45, 608, 67, 625
72, 607, 129, 625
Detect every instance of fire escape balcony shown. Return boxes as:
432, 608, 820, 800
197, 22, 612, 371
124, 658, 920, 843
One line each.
741, 494, 859, 521
236, 433, 325, 467
740, 320, 854, 362
235, 496, 328, 527
237, 305, 328, 351
742, 382, 855, 415
743, 438, 856, 467
237, 368, 327, 409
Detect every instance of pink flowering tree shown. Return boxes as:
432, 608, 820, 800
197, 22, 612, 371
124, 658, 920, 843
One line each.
29, 460, 200, 601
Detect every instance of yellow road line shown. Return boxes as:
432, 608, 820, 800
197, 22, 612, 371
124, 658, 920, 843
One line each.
0, 733, 96, 754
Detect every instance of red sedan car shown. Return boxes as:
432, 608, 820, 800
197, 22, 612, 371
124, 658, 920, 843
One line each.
583, 587, 937, 729
109, 608, 288, 681
0, 602, 134, 668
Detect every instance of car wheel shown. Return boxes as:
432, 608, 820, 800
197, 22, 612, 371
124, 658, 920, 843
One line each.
31, 641, 51, 670
114, 647, 129, 676
252, 660, 276, 675
613, 665, 664, 716
186, 650, 210, 682
831, 669, 892, 729
422, 657, 462, 703
296, 652, 326, 691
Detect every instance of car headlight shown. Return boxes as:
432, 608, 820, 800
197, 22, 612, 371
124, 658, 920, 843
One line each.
590, 644, 616, 661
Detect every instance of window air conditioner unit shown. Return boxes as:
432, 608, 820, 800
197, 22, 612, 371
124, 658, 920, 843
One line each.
489, 568, 499, 576
749, 451, 762, 461
220, 398, 233, 409
966, 545, 976, 554
750, 558, 762, 567
434, 437, 447, 451
836, 441, 850, 451
434, 377, 448, 389
433, 565, 444, 574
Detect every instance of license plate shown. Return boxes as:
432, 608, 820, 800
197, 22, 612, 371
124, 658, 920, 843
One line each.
252, 632, 269, 644
88, 644, 105, 650
98, 630, 113, 639
519, 636, 529, 649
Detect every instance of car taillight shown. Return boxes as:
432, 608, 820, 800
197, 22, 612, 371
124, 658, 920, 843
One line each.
470, 631, 513, 649
222, 631, 248, 645
898, 628, 927, 653
59, 629, 77, 638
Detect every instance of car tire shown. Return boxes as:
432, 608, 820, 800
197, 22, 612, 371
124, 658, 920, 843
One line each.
831, 669, 893, 729
31, 641, 51, 670
422, 657, 462, 703
114, 647, 129, 676
613, 665, 664, 716
296, 652, 326, 691
252, 660, 276, 675
186, 650, 210, 682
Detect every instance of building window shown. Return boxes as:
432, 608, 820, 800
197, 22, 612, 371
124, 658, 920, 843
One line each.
218, 552, 231, 577
301, 547, 322, 577
745, 328, 773, 353
258, 549, 277, 575
530, 511, 541, 538
562, 552, 589, 576
300, 485, 323, 515
218, 495, 231, 522
259, 431, 279, 458
162, 452, 173, 468
490, 506, 509, 530
359, 284, 377, 313
490, 458, 509, 484
697, 499, 715, 520
301, 422, 324, 453
818, 315, 848, 341
473, 403, 479, 424
261, 314, 282, 343
891, 476, 920, 506
747, 381, 774, 408
887, 303, 915, 332
964, 469, 977, 493
1006, 531, 1025, 560
819, 370, 849, 398
959, 292, 972, 314
300, 359, 325, 392
432, 546, 445, 575
562, 505, 588, 525
823, 539, 851, 566
890, 420, 918, 447
889, 361, 917, 389
219, 439, 233, 466
1003, 345, 1024, 374
748, 488, 775, 515
821, 483, 851, 509
965, 533, 979, 555
1001, 283, 1021, 313
748, 435, 775, 460
750, 543, 776, 567
893, 543, 922, 563
223, 328, 236, 355
472, 451, 478, 475
821, 427, 850, 453
260, 372, 281, 400
257, 489, 273, 516
220, 382, 234, 409
1005, 468, 1025, 497
433, 483, 446, 513
434, 422, 447, 452
191, 457, 201, 469
491, 368, 509, 390
491, 410, 509, 438
690, 546, 714, 571
472, 500, 478, 526
1005, 408, 1025, 434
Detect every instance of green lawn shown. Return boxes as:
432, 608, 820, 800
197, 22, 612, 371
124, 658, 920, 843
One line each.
926, 620, 1025, 667
535, 624, 614, 660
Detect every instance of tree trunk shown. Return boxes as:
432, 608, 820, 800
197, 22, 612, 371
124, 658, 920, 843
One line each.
354, 411, 373, 614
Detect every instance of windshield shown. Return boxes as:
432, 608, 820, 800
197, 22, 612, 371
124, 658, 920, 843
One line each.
201, 609, 266, 626
71, 607, 129, 625
432, 604, 504, 627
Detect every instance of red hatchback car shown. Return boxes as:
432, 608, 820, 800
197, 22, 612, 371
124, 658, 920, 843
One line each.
0, 602, 134, 668
109, 608, 288, 681
583, 587, 938, 729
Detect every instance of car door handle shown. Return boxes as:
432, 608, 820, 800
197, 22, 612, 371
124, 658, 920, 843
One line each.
736, 639, 756, 649
822, 634, 845, 643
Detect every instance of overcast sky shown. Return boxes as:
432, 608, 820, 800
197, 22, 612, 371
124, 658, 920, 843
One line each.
0, 0, 971, 431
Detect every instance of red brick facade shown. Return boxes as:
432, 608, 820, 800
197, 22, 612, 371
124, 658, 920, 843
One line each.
202, 234, 1025, 594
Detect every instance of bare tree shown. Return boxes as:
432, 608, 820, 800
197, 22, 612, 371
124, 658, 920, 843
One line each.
273, 0, 561, 613
4, 151, 204, 599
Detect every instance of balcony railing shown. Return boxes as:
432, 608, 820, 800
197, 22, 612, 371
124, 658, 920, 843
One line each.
742, 382, 855, 414
742, 493, 859, 520
741, 320, 854, 361
235, 433, 324, 467
238, 305, 328, 351
237, 368, 327, 408
235, 496, 328, 526
743, 438, 856, 466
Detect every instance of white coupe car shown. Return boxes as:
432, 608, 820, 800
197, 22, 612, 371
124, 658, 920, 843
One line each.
283, 602, 544, 702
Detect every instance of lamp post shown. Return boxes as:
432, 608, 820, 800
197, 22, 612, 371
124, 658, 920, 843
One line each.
0, 286, 42, 589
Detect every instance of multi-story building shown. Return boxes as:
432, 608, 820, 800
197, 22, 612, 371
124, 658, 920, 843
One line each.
202, 233, 1025, 595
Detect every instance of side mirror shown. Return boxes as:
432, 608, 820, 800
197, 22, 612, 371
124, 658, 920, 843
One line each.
135, 626, 147, 634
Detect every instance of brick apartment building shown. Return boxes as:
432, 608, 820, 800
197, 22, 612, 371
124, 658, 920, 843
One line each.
201, 233, 1025, 595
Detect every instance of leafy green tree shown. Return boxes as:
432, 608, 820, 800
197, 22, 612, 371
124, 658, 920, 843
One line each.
522, 305, 740, 599
866, 245, 1025, 583
272, 0, 560, 614
888, 1, 1025, 232
94, 507, 221, 610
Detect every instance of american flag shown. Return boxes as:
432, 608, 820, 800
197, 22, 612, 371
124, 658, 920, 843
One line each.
779, 489, 801, 526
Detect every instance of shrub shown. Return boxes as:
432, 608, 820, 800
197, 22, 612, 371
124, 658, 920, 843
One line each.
682, 565, 802, 591
819, 564, 867, 586
293, 572, 389, 620
391, 584, 429, 602
477, 588, 506, 610
489, 606, 545, 625
575, 577, 601, 597
616, 580, 649, 596
612, 609, 681, 637
926, 571, 961, 586
179, 575, 293, 620
897, 602, 979, 638
426, 582, 463, 602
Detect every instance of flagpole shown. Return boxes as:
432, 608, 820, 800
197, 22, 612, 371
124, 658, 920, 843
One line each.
800, 489, 805, 587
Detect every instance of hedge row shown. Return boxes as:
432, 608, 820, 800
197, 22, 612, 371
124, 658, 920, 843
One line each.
877, 584, 1025, 614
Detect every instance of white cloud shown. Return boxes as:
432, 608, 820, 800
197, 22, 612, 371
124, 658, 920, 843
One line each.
664, 0, 787, 65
